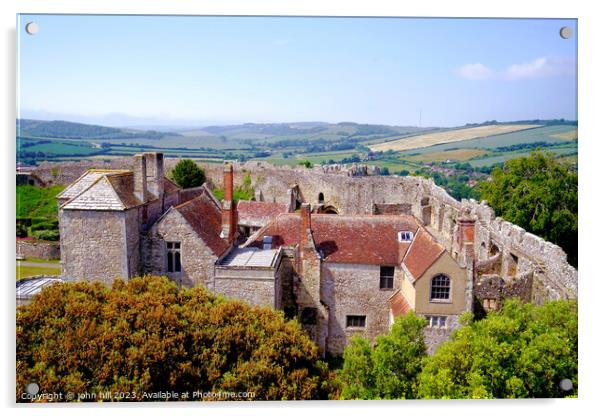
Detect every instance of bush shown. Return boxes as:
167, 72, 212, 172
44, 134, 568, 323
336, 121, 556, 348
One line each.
418, 299, 578, 398
17, 276, 335, 401
32, 230, 60, 241
30, 220, 59, 232
339, 312, 427, 399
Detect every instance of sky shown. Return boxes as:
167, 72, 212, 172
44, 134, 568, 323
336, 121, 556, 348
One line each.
17, 15, 577, 128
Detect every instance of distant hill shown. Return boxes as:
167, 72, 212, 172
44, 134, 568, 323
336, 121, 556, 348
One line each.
17, 119, 178, 140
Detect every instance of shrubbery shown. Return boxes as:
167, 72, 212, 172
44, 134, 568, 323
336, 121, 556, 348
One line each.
17, 276, 336, 402
31, 229, 60, 241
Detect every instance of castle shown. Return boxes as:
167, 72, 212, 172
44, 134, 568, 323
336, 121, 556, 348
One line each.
56, 152, 577, 355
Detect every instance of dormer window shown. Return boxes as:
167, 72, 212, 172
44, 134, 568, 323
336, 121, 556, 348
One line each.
398, 231, 413, 242
263, 236, 273, 250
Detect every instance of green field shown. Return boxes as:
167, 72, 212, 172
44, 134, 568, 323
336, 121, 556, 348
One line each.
397, 125, 577, 156
17, 185, 64, 218
18, 138, 99, 156
468, 146, 578, 167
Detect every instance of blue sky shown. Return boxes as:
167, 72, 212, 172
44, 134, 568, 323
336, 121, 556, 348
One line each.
17, 15, 577, 128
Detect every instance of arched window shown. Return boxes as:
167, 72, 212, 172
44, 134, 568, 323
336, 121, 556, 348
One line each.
318, 192, 325, 204
430, 274, 451, 301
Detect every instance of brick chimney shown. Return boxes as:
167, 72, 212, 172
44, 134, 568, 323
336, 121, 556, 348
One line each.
221, 164, 237, 242
299, 203, 312, 248
458, 207, 476, 257
133, 153, 148, 203
458, 207, 476, 313
145, 152, 164, 199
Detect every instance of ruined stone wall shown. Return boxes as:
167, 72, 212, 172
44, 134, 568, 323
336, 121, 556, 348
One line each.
59, 210, 127, 283
321, 262, 403, 355
144, 209, 216, 287
16, 240, 60, 260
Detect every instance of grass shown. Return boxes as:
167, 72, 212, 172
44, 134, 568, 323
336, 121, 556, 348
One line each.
16, 185, 65, 218
551, 129, 578, 140
404, 148, 488, 162
469, 146, 578, 167
16, 265, 61, 280
397, 125, 577, 156
370, 124, 541, 152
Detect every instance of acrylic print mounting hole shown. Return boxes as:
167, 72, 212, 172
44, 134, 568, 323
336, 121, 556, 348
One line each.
25, 22, 39, 35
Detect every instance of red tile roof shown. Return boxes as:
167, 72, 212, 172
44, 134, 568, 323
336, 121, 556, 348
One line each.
237, 200, 290, 227
175, 190, 229, 257
389, 290, 412, 318
246, 214, 421, 265
401, 228, 445, 280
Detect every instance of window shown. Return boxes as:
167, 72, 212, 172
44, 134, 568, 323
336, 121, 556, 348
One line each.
425, 315, 447, 328
318, 192, 325, 204
166, 241, 181, 273
430, 274, 451, 301
301, 307, 317, 325
346, 315, 366, 328
398, 231, 413, 242
380, 266, 395, 289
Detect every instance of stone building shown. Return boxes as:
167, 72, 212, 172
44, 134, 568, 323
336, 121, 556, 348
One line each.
58, 153, 198, 283
57, 151, 576, 355
239, 204, 473, 355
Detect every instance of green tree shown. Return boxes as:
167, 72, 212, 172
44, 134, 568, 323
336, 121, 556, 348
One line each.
17, 276, 334, 401
478, 151, 577, 266
170, 159, 206, 189
418, 299, 578, 399
339, 312, 427, 399
299, 160, 314, 169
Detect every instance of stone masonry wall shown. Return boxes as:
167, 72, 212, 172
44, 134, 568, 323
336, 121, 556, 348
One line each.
213, 267, 279, 308
16, 240, 60, 260
144, 209, 217, 287
321, 262, 403, 355
59, 210, 127, 283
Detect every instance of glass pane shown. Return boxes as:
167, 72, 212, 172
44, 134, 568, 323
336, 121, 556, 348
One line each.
175, 252, 181, 272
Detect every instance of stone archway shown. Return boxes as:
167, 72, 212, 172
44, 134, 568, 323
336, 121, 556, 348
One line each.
318, 205, 339, 214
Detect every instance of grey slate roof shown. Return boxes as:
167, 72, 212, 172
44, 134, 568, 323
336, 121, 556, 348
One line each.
57, 170, 128, 200
61, 176, 126, 211
219, 247, 280, 268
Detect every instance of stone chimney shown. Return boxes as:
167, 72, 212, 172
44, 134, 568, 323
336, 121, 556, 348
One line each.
133, 153, 148, 203
145, 152, 164, 199
221, 164, 237, 242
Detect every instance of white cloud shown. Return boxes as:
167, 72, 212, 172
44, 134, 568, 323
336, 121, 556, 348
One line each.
457, 63, 494, 80
457, 57, 575, 81
505, 57, 548, 80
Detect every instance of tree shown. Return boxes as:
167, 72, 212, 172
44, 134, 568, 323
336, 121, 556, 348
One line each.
478, 151, 578, 266
339, 312, 427, 399
418, 299, 578, 399
17, 276, 335, 401
170, 159, 206, 189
